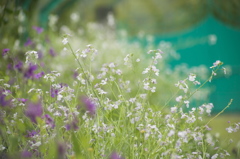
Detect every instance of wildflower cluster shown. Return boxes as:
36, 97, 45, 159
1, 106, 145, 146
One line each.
0, 12, 239, 159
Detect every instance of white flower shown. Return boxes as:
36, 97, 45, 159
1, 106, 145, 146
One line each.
184, 100, 190, 108
155, 53, 162, 59
171, 107, 178, 113
100, 78, 108, 85
4, 83, 10, 88
150, 86, 156, 92
205, 103, 214, 115
211, 154, 218, 159
143, 82, 150, 90
57, 94, 63, 101
109, 62, 115, 68
193, 81, 201, 85
25, 50, 38, 63
210, 60, 222, 68
116, 69, 122, 75
62, 38, 68, 45
44, 71, 60, 82
168, 130, 175, 137
147, 50, 154, 54
32, 141, 41, 147
175, 80, 188, 93
129, 98, 136, 103
136, 58, 140, 62
142, 68, 150, 74
178, 131, 187, 138
140, 94, 147, 99
96, 88, 107, 95
222, 67, 227, 74
188, 73, 196, 81
151, 78, 157, 84
226, 127, 234, 133
176, 96, 183, 102
0, 145, 6, 151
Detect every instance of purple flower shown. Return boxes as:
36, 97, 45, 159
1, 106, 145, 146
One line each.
73, 70, 79, 79
82, 96, 96, 116
37, 51, 43, 59
49, 48, 56, 57
24, 64, 38, 79
18, 98, 28, 103
26, 130, 39, 138
0, 89, 12, 107
34, 71, 44, 79
21, 150, 32, 158
24, 38, 33, 47
57, 142, 66, 157
65, 124, 71, 131
25, 101, 43, 123
65, 118, 79, 131
110, 152, 124, 159
2, 48, 10, 56
50, 87, 59, 98
44, 114, 55, 128
50, 83, 67, 98
32, 26, 44, 34
15, 61, 23, 72
7, 63, 13, 70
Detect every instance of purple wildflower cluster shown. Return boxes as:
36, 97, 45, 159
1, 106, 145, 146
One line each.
2, 48, 10, 56
25, 100, 43, 123
82, 96, 96, 116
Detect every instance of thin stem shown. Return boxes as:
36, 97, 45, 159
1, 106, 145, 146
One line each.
67, 43, 103, 107
205, 99, 233, 127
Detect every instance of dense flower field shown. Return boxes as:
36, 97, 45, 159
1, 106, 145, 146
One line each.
0, 11, 239, 159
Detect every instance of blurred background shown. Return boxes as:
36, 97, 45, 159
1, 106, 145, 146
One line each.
1, 0, 240, 113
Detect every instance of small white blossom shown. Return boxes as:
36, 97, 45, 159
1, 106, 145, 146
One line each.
62, 38, 68, 45
176, 96, 183, 102
140, 94, 147, 99
155, 51, 163, 59
96, 88, 107, 95
193, 80, 201, 85
150, 86, 156, 92
222, 67, 227, 74
171, 107, 177, 113
184, 100, 190, 108
4, 83, 10, 88
175, 80, 188, 93
25, 50, 38, 64
44, 71, 60, 82
32, 141, 41, 147
211, 154, 218, 159
109, 62, 115, 68
129, 98, 136, 103
143, 82, 150, 90
147, 50, 154, 54
188, 73, 196, 81
226, 127, 234, 133
142, 68, 150, 74
116, 69, 122, 75
168, 130, 175, 137
0, 145, 6, 151
210, 60, 222, 68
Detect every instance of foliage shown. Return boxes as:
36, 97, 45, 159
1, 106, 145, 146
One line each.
0, 10, 240, 159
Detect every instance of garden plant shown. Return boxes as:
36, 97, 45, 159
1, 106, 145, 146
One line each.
0, 10, 240, 159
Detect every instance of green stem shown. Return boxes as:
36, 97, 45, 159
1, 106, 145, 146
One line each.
67, 43, 103, 107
